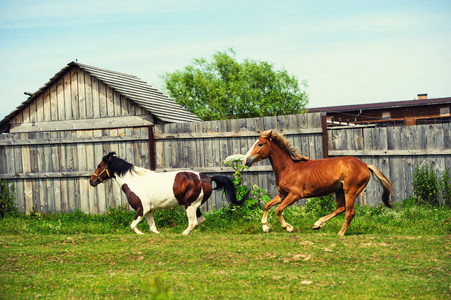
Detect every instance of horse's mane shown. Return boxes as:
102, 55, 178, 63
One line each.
103, 152, 152, 177
263, 130, 309, 161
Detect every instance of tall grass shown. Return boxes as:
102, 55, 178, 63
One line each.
1, 198, 450, 236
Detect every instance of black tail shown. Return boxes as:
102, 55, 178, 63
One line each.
211, 176, 249, 205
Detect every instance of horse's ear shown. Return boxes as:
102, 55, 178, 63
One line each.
107, 152, 116, 160
261, 130, 272, 139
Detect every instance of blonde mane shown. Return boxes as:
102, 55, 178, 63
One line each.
132, 166, 153, 176
263, 130, 309, 161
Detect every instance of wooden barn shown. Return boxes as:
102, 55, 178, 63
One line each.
309, 95, 451, 127
0, 61, 201, 214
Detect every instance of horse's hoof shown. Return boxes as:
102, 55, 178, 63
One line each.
197, 216, 206, 226
312, 220, 325, 230
262, 224, 271, 234
285, 224, 294, 232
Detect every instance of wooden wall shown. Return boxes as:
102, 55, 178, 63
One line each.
8, 67, 153, 134
328, 123, 451, 205
1, 112, 450, 214
0, 127, 149, 214
153, 113, 325, 210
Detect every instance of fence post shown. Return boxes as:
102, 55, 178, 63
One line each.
148, 125, 156, 171
321, 114, 328, 158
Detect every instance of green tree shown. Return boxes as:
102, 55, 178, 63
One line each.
161, 49, 309, 120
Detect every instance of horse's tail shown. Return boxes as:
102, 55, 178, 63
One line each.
368, 165, 394, 208
211, 176, 249, 206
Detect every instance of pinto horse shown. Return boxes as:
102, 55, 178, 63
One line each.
90, 152, 248, 235
243, 130, 393, 236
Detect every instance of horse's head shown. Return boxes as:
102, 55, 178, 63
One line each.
89, 152, 116, 187
243, 130, 273, 167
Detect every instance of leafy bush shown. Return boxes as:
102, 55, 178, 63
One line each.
413, 165, 439, 206
304, 194, 336, 217
413, 165, 451, 207
219, 155, 272, 218
0, 179, 18, 218
439, 169, 451, 207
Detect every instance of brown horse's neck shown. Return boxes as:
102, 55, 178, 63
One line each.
268, 142, 295, 176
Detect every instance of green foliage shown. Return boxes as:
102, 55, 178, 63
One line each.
0, 179, 18, 218
413, 165, 439, 206
217, 155, 271, 219
304, 194, 336, 218
439, 168, 451, 207
1, 201, 451, 236
161, 48, 309, 120
413, 165, 451, 207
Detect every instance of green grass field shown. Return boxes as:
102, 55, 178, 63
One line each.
1, 204, 450, 299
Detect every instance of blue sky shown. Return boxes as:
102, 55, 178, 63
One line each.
1, 0, 450, 120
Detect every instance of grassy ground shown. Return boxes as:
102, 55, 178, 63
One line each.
1, 204, 450, 299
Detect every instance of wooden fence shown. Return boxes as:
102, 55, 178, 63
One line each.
152, 113, 325, 210
0, 112, 450, 214
0, 127, 150, 214
328, 123, 451, 205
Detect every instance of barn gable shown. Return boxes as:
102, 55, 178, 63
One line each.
0, 61, 201, 133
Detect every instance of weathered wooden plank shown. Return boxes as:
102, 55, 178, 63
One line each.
106, 87, 115, 117
99, 80, 107, 118
77, 130, 88, 213
36, 95, 44, 123
50, 131, 61, 213
0, 132, 148, 146
328, 149, 451, 156
85, 72, 94, 119
153, 128, 323, 140
58, 131, 68, 212
56, 79, 65, 121
78, 69, 87, 119
9, 115, 154, 133
70, 69, 79, 120
93, 129, 105, 213
29, 95, 37, 124
63, 71, 72, 120
50, 83, 58, 121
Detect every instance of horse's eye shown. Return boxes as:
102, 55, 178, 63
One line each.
258, 143, 264, 147
97, 165, 101, 168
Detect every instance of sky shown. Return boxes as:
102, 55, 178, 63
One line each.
1, 0, 450, 120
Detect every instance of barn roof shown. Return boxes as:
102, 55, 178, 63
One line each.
0, 61, 201, 132
308, 97, 451, 113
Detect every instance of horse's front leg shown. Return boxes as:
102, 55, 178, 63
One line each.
261, 195, 283, 233
276, 193, 301, 233
145, 212, 160, 234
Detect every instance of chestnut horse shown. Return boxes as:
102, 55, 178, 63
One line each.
90, 152, 248, 235
243, 130, 393, 236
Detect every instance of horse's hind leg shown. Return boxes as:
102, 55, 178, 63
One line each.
338, 180, 369, 236
182, 199, 202, 235
144, 212, 160, 234
313, 189, 346, 230
196, 208, 206, 227
131, 209, 144, 235
261, 195, 283, 233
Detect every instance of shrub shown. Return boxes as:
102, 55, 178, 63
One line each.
439, 169, 451, 207
0, 179, 18, 218
220, 155, 272, 218
413, 165, 451, 207
413, 165, 440, 206
304, 194, 336, 218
